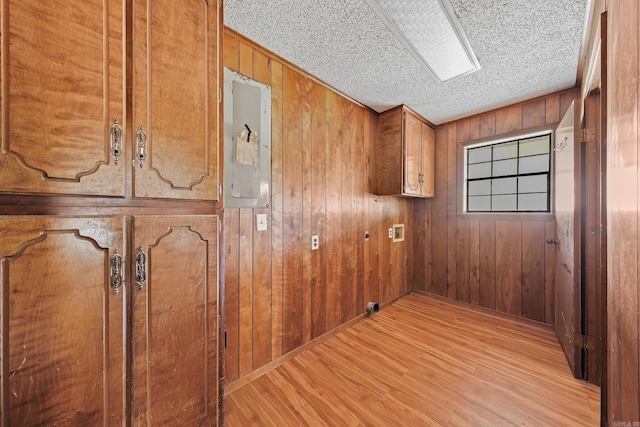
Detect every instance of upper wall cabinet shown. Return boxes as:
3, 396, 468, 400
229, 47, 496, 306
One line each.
0, 0, 126, 196
132, 0, 219, 200
0, 0, 220, 201
377, 105, 434, 198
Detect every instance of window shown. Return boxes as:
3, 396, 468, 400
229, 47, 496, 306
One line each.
465, 133, 551, 212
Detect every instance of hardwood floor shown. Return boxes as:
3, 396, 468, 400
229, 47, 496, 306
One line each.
225, 293, 600, 426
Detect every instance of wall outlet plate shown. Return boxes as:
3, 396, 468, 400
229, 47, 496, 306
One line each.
388, 228, 393, 239
311, 235, 319, 250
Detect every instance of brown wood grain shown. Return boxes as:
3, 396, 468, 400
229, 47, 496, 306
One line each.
469, 219, 480, 305
431, 126, 449, 296
225, 294, 600, 426
270, 60, 285, 360
544, 221, 557, 325
545, 94, 561, 125
479, 220, 497, 310
302, 78, 313, 344
310, 81, 327, 339
613, 2, 640, 420
447, 125, 458, 299
456, 219, 470, 303
132, 215, 218, 426
239, 41, 253, 77
253, 207, 273, 369
340, 98, 354, 322
354, 107, 366, 314
521, 221, 545, 322
325, 89, 343, 332
496, 221, 522, 316
224, 210, 240, 383
282, 66, 304, 354
223, 29, 239, 72
496, 104, 523, 135
1, 217, 126, 425
239, 209, 254, 376
479, 111, 496, 138
0, 1, 125, 197
412, 201, 427, 291
523, 99, 546, 129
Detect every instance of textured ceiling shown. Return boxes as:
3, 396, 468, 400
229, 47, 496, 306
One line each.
224, 0, 588, 125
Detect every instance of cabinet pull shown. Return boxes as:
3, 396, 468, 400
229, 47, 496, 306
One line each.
110, 250, 123, 295
110, 119, 123, 165
135, 247, 147, 290
136, 126, 148, 168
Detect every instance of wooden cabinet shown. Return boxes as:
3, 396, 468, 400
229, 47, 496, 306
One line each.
0, 217, 127, 425
131, 216, 219, 425
132, 0, 219, 200
376, 105, 434, 198
0, 0, 220, 201
0, 215, 219, 426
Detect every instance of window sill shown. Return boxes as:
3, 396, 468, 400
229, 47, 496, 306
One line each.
457, 212, 555, 222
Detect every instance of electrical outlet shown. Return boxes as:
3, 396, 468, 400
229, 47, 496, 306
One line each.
311, 235, 319, 250
388, 228, 393, 238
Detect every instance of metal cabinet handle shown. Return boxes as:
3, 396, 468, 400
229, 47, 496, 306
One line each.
110, 119, 123, 165
546, 238, 559, 244
135, 247, 147, 290
136, 126, 148, 168
110, 250, 123, 295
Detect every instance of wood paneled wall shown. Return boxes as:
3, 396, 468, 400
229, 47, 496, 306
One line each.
412, 90, 577, 324
607, 1, 640, 423
222, 29, 413, 384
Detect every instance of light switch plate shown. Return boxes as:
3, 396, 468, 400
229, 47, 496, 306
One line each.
256, 213, 268, 231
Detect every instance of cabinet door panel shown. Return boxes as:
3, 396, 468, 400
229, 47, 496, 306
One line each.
133, 0, 219, 200
0, 0, 125, 196
0, 217, 126, 426
421, 123, 435, 197
132, 216, 218, 426
404, 113, 421, 196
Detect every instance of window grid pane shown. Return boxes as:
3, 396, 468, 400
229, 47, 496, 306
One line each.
466, 134, 551, 212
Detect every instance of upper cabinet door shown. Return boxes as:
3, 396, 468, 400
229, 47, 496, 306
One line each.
403, 112, 422, 196
131, 215, 219, 425
0, 0, 126, 197
421, 122, 435, 197
132, 0, 219, 201
0, 216, 127, 426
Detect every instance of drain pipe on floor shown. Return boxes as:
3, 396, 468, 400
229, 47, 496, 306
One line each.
366, 302, 380, 313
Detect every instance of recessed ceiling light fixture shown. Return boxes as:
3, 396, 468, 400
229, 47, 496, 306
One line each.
365, 0, 481, 82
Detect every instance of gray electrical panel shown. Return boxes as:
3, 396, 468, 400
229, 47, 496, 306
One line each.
223, 67, 271, 208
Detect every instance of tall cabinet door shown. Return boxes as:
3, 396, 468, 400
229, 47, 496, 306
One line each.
421, 123, 435, 197
0, 217, 127, 426
0, 0, 126, 196
403, 112, 422, 196
132, 0, 219, 201
132, 215, 219, 426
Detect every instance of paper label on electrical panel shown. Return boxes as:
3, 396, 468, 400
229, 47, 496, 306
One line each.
235, 129, 259, 166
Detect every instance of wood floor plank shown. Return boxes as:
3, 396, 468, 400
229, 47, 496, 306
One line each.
225, 293, 600, 426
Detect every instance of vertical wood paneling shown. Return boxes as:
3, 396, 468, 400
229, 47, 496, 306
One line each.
239, 208, 254, 375
611, 1, 640, 421
479, 220, 497, 310
523, 99, 546, 129
354, 107, 366, 314
310, 81, 327, 339
544, 221, 557, 325
282, 66, 304, 354
413, 89, 577, 324
469, 219, 480, 305
239, 41, 253, 77
495, 105, 523, 135
367, 114, 381, 306
302, 79, 313, 344
325, 90, 342, 332
412, 201, 426, 291
270, 60, 284, 360
446, 126, 458, 299
224, 31, 239, 73
522, 221, 545, 322
431, 126, 449, 296
340, 98, 354, 322
496, 221, 522, 316
456, 219, 470, 303
224, 210, 240, 382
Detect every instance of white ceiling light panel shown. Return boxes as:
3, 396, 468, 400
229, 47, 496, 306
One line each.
366, 0, 481, 82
